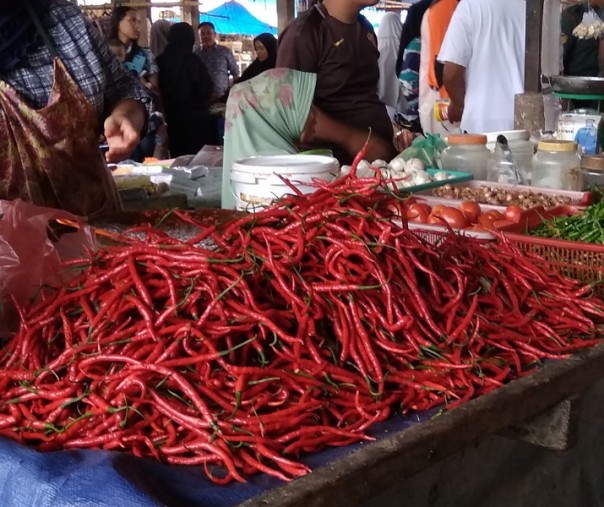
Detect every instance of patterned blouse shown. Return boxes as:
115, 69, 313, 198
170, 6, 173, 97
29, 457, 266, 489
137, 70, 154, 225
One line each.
1, 1, 151, 122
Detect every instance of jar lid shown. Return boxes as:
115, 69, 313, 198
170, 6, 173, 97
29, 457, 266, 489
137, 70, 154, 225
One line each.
448, 134, 488, 145
582, 155, 604, 172
537, 140, 577, 152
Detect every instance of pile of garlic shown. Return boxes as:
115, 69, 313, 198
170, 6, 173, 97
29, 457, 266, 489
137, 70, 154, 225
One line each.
572, 10, 604, 40
340, 157, 452, 189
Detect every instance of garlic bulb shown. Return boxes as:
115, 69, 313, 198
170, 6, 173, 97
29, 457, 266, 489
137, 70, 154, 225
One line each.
388, 157, 407, 174
404, 158, 426, 173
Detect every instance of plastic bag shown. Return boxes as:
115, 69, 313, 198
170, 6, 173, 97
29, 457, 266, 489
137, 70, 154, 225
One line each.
0, 200, 97, 335
572, 9, 604, 40
394, 133, 448, 169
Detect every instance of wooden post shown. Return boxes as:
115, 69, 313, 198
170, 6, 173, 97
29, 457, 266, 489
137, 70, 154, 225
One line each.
277, 0, 295, 34
525, 0, 545, 93
180, 0, 200, 34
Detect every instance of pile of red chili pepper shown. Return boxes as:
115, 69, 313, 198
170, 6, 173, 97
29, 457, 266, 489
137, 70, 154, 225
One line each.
0, 166, 602, 485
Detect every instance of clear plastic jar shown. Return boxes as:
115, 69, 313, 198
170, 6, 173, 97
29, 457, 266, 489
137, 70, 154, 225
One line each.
581, 155, 604, 191
486, 130, 536, 183
531, 140, 582, 190
442, 134, 490, 180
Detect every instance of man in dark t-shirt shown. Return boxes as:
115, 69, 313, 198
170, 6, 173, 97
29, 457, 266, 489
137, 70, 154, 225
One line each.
276, 0, 394, 163
561, 1, 604, 77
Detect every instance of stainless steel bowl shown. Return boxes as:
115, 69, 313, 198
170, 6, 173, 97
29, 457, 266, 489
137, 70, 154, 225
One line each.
546, 75, 604, 95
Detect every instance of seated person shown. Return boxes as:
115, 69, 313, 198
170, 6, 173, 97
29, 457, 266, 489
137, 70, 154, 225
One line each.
221, 68, 396, 209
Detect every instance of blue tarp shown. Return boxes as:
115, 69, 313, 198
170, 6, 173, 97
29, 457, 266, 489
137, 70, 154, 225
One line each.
0, 409, 433, 506
199, 1, 277, 36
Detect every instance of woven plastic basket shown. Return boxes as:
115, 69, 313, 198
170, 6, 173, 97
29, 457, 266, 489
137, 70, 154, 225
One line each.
504, 232, 604, 288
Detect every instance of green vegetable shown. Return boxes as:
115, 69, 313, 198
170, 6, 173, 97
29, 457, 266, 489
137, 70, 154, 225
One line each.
530, 198, 604, 244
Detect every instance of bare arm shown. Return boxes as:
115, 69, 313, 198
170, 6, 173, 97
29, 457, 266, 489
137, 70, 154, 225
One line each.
443, 62, 466, 122
300, 106, 397, 163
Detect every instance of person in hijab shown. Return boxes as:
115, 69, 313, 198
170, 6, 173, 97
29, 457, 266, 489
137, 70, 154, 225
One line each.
377, 12, 403, 115
157, 22, 217, 157
150, 19, 172, 59
222, 68, 397, 209
235, 33, 278, 84
0, 0, 150, 216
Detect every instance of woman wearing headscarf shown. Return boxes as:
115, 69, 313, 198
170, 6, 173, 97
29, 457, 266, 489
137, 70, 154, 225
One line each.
377, 12, 403, 114
235, 33, 278, 84
222, 68, 397, 209
150, 19, 172, 59
0, 0, 150, 216
157, 22, 217, 157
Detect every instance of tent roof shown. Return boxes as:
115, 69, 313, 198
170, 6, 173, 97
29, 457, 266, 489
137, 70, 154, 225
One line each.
200, 1, 277, 36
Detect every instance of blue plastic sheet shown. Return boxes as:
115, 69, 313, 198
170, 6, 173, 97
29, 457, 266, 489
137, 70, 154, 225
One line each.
0, 410, 433, 507
199, 1, 277, 36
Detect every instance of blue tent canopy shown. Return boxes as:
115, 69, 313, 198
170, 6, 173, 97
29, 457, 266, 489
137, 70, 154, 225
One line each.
199, 1, 277, 36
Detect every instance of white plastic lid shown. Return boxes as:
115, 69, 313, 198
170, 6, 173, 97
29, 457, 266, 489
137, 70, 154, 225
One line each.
232, 154, 340, 175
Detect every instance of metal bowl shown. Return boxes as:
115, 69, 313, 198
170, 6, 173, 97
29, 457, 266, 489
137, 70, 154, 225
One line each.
546, 75, 604, 95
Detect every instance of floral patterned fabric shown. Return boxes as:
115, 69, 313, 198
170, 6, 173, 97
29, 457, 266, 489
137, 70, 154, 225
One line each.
0, 59, 121, 217
221, 68, 317, 209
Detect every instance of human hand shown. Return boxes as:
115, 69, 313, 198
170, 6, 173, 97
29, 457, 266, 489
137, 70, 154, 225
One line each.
447, 102, 464, 123
103, 113, 140, 163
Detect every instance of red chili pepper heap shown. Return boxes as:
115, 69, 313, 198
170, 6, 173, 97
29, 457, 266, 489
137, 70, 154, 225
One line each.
0, 164, 602, 484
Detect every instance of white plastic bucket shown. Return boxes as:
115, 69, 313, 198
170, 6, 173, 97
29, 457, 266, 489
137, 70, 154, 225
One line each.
230, 154, 339, 212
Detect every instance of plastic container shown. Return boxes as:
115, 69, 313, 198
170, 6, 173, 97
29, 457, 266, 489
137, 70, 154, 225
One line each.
581, 155, 604, 191
532, 140, 582, 191
442, 134, 490, 180
230, 154, 339, 212
486, 130, 535, 183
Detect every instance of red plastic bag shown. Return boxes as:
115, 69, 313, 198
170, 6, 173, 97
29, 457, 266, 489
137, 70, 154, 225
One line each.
0, 200, 97, 335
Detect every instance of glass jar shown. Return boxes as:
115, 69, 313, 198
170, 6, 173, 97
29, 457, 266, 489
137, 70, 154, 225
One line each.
581, 155, 604, 191
531, 140, 582, 190
442, 134, 490, 180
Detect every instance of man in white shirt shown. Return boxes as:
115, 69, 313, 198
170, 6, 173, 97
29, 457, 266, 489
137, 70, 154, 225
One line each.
438, 0, 526, 133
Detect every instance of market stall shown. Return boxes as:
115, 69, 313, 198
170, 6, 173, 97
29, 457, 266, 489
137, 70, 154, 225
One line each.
2, 143, 604, 505
3, 1, 604, 506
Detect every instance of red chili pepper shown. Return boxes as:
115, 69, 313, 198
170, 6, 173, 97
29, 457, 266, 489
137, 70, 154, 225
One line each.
349, 130, 371, 179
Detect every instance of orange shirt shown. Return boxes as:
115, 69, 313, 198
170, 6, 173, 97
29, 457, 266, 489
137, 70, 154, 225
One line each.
427, 0, 459, 98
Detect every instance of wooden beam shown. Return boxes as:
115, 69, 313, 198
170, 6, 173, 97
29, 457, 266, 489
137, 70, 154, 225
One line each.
525, 0, 545, 92
240, 342, 604, 507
